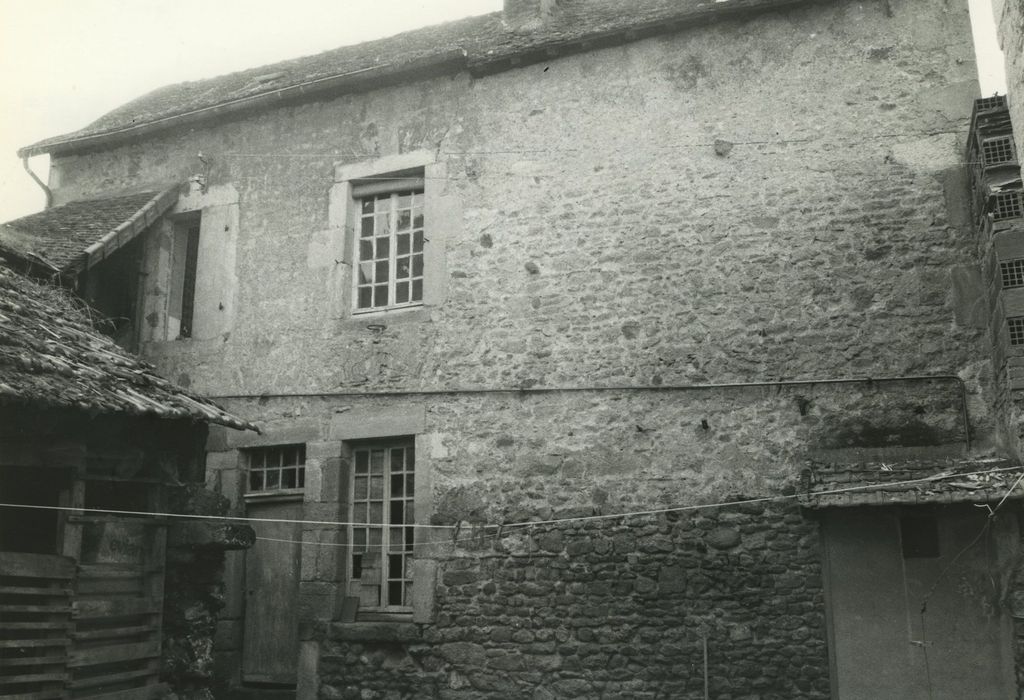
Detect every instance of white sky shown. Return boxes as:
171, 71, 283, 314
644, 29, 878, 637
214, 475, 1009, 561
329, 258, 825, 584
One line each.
0, 0, 1008, 224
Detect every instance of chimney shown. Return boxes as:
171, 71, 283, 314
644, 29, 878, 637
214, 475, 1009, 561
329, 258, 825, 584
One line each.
503, 0, 562, 30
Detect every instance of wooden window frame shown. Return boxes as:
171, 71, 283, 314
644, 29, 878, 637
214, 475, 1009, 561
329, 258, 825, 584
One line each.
244, 444, 307, 496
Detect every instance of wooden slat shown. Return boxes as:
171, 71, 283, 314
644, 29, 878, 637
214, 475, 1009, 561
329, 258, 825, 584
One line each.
0, 689, 64, 700
0, 605, 71, 615
72, 599, 157, 619
0, 622, 72, 631
0, 639, 70, 649
0, 585, 71, 597
73, 683, 166, 700
71, 625, 156, 642
69, 640, 160, 668
76, 565, 145, 580
0, 553, 75, 580
0, 672, 67, 684
69, 667, 152, 689
0, 687, 63, 700
0, 654, 67, 667
75, 579, 142, 596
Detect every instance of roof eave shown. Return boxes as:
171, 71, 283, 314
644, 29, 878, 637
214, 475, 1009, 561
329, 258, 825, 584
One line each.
19, 50, 468, 159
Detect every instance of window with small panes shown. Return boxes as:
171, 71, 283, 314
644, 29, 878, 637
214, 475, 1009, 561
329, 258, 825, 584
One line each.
245, 444, 306, 493
348, 441, 415, 611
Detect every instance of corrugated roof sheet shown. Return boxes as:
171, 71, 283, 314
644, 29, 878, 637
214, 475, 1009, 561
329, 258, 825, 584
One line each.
20, 0, 811, 157
0, 264, 257, 431
798, 457, 1024, 508
0, 190, 178, 273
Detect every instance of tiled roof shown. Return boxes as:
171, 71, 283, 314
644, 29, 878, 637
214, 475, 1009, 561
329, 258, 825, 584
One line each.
798, 457, 1024, 508
20, 0, 811, 157
0, 189, 177, 274
0, 264, 257, 431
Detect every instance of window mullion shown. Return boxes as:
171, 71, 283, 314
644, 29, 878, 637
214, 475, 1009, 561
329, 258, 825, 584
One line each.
389, 194, 398, 308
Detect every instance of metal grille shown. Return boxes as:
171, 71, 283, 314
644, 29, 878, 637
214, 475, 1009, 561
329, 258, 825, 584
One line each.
1001, 259, 1024, 289
1009, 317, 1024, 346
982, 136, 1017, 166
246, 444, 306, 492
993, 192, 1024, 221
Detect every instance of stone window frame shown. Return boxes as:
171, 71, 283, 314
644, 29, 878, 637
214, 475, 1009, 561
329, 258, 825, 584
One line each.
330, 151, 451, 320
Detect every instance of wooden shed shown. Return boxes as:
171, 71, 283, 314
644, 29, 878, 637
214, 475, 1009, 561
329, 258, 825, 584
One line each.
0, 264, 256, 699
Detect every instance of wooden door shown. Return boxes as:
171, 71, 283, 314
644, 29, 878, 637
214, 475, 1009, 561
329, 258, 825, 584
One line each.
242, 501, 302, 685
822, 507, 1016, 700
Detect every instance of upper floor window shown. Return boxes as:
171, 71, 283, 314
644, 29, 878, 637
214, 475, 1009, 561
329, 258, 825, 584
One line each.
246, 444, 306, 494
352, 178, 424, 313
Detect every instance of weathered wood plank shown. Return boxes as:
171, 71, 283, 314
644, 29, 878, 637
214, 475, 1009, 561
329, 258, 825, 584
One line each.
0, 585, 71, 596
0, 654, 67, 667
73, 683, 167, 700
0, 441, 86, 469
0, 622, 72, 631
0, 639, 71, 649
0, 605, 72, 614
0, 552, 75, 579
69, 640, 160, 668
0, 672, 67, 684
72, 598, 158, 618
71, 624, 157, 641
76, 564, 145, 579
0, 689, 64, 700
75, 579, 142, 596
69, 667, 152, 689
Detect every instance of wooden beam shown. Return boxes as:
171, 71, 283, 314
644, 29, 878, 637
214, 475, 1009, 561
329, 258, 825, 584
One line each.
0, 552, 75, 579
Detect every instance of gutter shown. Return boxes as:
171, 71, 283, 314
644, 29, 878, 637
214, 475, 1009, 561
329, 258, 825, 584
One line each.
21, 156, 53, 208
17, 51, 469, 159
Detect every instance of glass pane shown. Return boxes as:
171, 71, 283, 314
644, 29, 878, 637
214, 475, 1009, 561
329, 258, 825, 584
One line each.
413, 212, 424, 229
405, 526, 415, 550
388, 581, 403, 606
250, 452, 264, 469
266, 469, 280, 489
353, 528, 367, 549
352, 553, 363, 579
397, 193, 412, 208
405, 502, 414, 523
368, 528, 382, 546
361, 198, 374, 214
407, 445, 415, 469
397, 210, 411, 230
397, 234, 410, 255
390, 448, 405, 470
413, 231, 423, 252
404, 582, 413, 604
391, 473, 404, 497
389, 554, 404, 575
355, 451, 369, 473
359, 239, 373, 260
353, 502, 367, 523
358, 262, 373, 285
396, 259, 410, 279
370, 502, 383, 524
413, 256, 423, 277
412, 192, 424, 206
412, 279, 423, 301
390, 501, 404, 525
358, 287, 372, 309
405, 557, 415, 578
370, 450, 385, 474
282, 468, 296, 489
406, 473, 415, 495
249, 471, 263, 491
354, 475, 368, 498
396, 282, 409, 304
370, 475, 384, 499
375, 211, 390, 234
298, 468, 305, 488
376, 237, 389, 259
374, 285, 388, 307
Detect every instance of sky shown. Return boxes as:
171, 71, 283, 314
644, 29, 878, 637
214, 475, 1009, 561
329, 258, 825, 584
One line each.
0, 0, 1008, 225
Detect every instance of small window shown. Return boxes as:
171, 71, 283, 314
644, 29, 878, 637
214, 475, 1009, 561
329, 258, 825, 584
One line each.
993, 192, 1023, 222
1000, 259, 1024, 289
900, 514, 939, 558
1009, 317, 1024, 346
246, 444, 306, 493
168, 214, 201, 339
982, 136, 1017, 167
353, 178, 425, 313
349, 441, 415, 611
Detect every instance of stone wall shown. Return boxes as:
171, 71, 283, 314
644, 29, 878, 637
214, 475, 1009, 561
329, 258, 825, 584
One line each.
993, 0, 1024, 147
317, 503, 828, 700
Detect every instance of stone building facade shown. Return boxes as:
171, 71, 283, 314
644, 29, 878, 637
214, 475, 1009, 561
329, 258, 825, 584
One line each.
11, 0, 1024, 697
